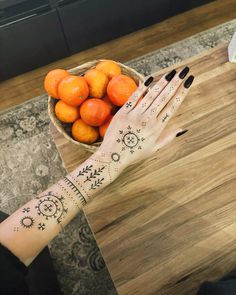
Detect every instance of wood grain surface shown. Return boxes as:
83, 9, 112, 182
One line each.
1, 0, 236, 111
50, 43, 236, 295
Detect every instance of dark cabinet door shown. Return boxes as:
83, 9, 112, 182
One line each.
58, 0, 171, 54
169, 0, 215, 15
0, 9, 69, 81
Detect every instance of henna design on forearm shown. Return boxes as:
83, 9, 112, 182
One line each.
63, 177, 87, 206
38, 223, 46, 231
22, 207, 30, 213
35, 192, 68, 223
57, 178, 84, 208
77, 165, 93, 177
84, 166, 105, 182
90, 178, 104, 190
20, 216, 35, 229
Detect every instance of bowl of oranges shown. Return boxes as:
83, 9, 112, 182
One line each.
46, 59, 145, 152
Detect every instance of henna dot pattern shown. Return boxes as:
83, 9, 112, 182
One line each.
111, 153, 120, 162
35, 194, 68, 223
117, 125, 145, 153
20, 216, 35, 229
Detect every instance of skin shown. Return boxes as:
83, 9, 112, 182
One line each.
0, 67, 193, 266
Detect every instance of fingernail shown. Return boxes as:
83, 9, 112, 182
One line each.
176, 129, 188, 137
184, 75, 194, 88
144, 76, 154, 86
179, 66, 190, 79
165, 69, 176, 81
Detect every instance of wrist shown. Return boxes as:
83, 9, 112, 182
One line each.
91, 148, 127, 181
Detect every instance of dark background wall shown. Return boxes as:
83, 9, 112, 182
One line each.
0, 0, 215, 81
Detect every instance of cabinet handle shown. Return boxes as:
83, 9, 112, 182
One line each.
0, 13, 37, 28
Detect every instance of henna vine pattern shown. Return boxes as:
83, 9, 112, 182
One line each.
90, 178, 104, 190
35, 193, 68, 223
84, 167, 105, 182
77, 165, 93, 177
116, 125, 145, 154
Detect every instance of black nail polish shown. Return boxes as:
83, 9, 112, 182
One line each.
144, 76, 154, 86
179, 66, 190, 79
184, 75, 194, 88
165, 69, 176, 81
176, 129, 188, 137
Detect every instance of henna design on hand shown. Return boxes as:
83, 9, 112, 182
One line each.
125, 102, 133, 108
116, 125, 145, 154
162, 113, 169, 123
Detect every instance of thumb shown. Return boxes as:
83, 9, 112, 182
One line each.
155, 129, 188, 151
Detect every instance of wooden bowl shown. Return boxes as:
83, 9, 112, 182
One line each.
48, 60, 145, 152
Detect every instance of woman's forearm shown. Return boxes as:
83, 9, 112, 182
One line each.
0, 67, 193, 267
0, 151, 119, 266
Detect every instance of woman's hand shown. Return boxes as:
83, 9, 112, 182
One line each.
0, 66, 194, 266
94, 66, 194, 178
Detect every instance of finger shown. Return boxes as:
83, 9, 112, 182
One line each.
155, 128, 188, 151
119, 76, 154, 114
145, 66, 190, 118
157, 75, 194, 133
132, 69, 176, 114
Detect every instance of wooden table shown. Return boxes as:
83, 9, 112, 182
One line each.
50, 43, 236, 295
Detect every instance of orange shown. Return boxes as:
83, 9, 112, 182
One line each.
55, 100, 80, 123
95, 60, 121, 80
58, 75, 89, 106
80, 98, 111, 126
102, 95, 119, 114
84, 69, 108, 98
72, 119, 99, 144
44, 69, 69, 98
107, 74, 137, 106
99, 115, 113, 138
